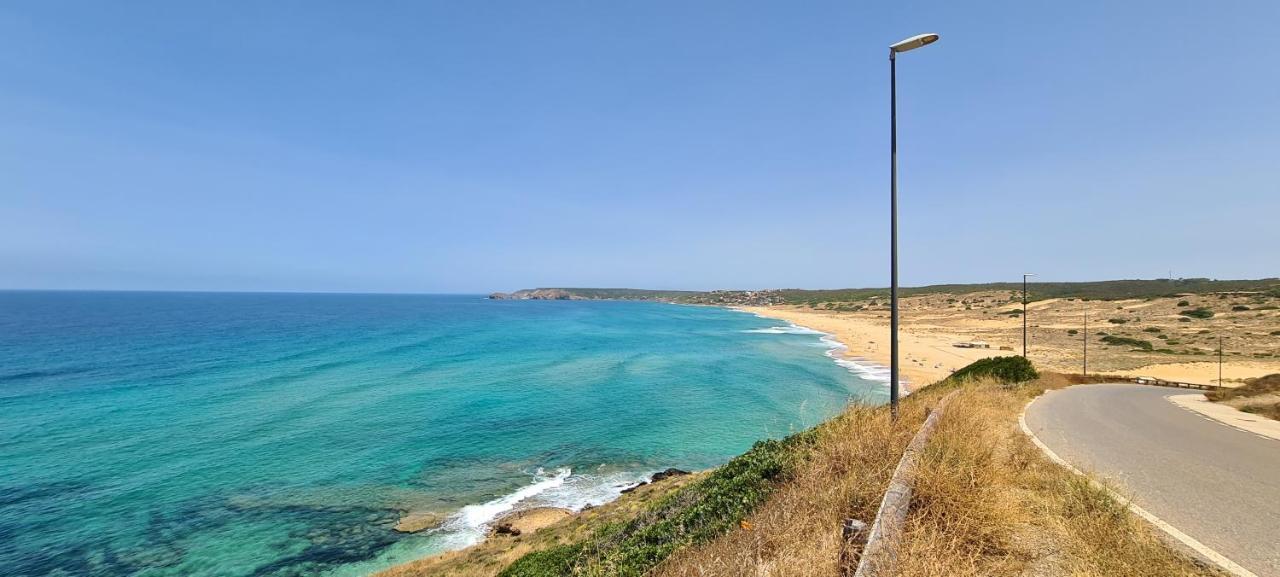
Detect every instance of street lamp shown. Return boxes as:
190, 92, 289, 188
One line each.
888, 32, 939, 419
1022, 273, 1035, 357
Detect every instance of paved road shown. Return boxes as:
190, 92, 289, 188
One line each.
1024, 384, 1280, 577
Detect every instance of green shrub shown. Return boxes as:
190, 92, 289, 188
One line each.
949, 356, 1038, 383
500, 545, 585, 577
1178, 317, 1192, 323
1271, 330, 1280, 336
1066, 329, 1078, 335
1108, 318, 1128, 324
1143, 327, 1162, 333
502, 429, 816, 576
1231, 305, 1251, 311
1002, 309, 1023, 316
1177, 300, 1190, 307
1101, 335, 1154, 351
1180, 307, 1214, 319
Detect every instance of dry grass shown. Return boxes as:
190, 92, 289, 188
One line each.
651, 403, 924, 576
382, 372, 1223, 577
653, 373, 1222, 577
1205, 373, 1280, 420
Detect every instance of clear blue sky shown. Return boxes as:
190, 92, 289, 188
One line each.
2, 1, 1277, 293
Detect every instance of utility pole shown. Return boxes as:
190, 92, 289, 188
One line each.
1022, 273, 1034, 357
1083, 307, 1088, 376
1219, 335, 1224, 385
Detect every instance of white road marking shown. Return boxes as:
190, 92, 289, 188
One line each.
1020, 394, 1261, 577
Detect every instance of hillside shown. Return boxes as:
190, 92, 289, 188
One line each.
490, 279, 1280, 307
380, 362, 1223, 577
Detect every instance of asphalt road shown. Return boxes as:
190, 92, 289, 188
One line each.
1024, 384, 1280, 577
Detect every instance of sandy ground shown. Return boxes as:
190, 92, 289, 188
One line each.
741, 291, 1280, 389
738, 306, 1015, 389
1113, 361, 1280, 384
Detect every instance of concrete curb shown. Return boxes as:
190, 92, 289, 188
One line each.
1166, 393, 1280, 443
852, 391, 958, 577
1019, 390, 1259, 577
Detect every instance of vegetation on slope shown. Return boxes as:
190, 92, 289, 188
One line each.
946, 355, 1038, 384
501, 278, 1280, 307
500, 432, 818, 577
393, 361, 1222, 577
654, 372, 1222, 577
1205, 373, 1280, 420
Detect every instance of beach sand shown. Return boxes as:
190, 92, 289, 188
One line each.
741, 299, 1280, 388
738, 306, 1016, 389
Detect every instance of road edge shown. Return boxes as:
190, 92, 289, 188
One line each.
1166, 393, 1280, 442
1018, 390, 1260, 577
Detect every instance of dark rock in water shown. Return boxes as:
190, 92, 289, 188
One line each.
494, 522, 521, 536
650, 468, 690, 483
620, 482, 648, 494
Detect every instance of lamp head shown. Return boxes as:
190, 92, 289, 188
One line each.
890, 33, 940, 53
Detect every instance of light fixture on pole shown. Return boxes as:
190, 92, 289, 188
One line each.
888, 32, 939, 419
1022, 273, 1035, 358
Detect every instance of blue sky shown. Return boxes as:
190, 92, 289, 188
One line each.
2, 1, 1277, 293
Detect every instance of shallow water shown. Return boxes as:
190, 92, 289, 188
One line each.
0, 292, 884, 576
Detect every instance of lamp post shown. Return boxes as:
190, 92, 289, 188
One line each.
1022, 273, 1035, 358
888, 32, 939, 419
1083, 306, 1088, 376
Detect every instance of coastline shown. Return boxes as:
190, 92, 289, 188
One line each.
736, 305, 1017, 389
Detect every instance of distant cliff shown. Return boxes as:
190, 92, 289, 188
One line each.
487, 289, 582, 301
487, 288, 787, 306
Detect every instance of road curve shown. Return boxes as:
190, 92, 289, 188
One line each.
1024, 384, 1280, 577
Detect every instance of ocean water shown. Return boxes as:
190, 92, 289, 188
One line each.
0, 292, 886, 577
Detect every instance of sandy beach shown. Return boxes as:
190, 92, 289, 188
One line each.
738, 305, 1016, 389
741, 292, 1280, 388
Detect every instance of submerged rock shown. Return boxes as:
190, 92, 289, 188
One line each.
394, 511, 445, 533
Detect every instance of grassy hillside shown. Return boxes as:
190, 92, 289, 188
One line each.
387, 361, 1222, 577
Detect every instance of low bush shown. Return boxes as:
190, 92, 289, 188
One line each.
1066, 329, 1078, 335
1180, 307, 1214, 319
1231, 305, 1251, 311
1100, 335, 1154, 351
1143, 327, 1162, 333
1176, 300, 1190, 307
1108, 318, 1127, 324
948, 356, 1039, 383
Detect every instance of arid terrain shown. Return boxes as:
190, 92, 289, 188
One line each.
747, 289, 1280, 388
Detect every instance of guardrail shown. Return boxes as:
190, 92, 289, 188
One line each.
1130, 377, 1222, 391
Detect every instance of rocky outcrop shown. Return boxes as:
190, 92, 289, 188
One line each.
493, 522, 521, 536
488, 289, 580, 301
650, 468, 690, 483
620, 468, 691, 494
394, 511, 445, 533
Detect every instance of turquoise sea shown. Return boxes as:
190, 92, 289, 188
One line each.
0, 292, 885, 577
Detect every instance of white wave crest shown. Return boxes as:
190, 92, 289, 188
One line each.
742, 324, 827, 335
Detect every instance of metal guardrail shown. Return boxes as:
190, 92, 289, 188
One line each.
1130, 376, 1223, 391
